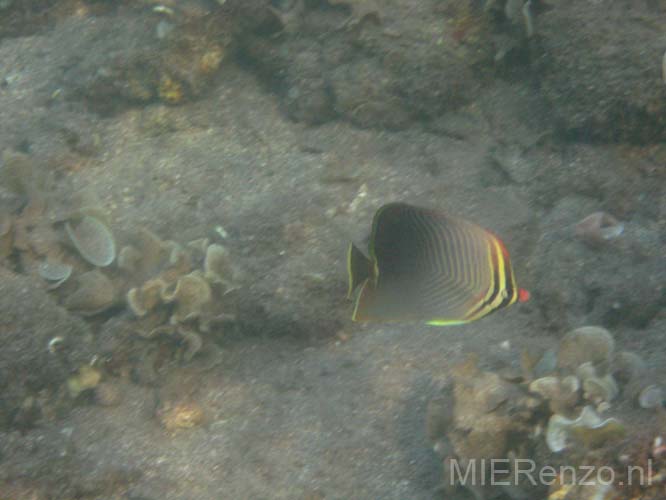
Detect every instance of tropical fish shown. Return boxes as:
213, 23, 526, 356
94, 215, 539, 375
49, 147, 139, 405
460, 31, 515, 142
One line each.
347, 202, 530, 325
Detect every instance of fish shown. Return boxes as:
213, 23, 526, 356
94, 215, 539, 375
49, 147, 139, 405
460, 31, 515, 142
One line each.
347, 202, 530, 325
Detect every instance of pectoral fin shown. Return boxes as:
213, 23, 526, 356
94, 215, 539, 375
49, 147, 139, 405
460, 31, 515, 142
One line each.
347, 242, 372, 298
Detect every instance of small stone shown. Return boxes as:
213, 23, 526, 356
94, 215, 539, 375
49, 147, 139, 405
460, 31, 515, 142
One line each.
67, 365, 102, 399
94, 382, 123, 407
157, 401, 205, 432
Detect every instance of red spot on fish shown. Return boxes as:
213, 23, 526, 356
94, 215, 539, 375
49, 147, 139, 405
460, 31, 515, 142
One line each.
518, 288, 530, 302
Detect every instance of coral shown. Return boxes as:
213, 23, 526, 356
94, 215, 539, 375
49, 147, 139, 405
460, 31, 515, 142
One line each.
65, 215, 116, 267
428, 355, 543, 498
157, 74, 184, 104
0, 149, 49, 199
547, 480, 617, 500
203, 243, 232, 285
38, 258, 73, 289
161, 271, 212, 323
0, 151, 123, 317
157, 399, 205, 432
64, 4, 234, 113
546, 406, 625, 453
67, 364, 102, 399
529, 375, 580, 416
127, 278, 168, 317
638, 385, 664, 410
613, 351, 647, 387
582, 373, 619, 406
94, 382, 123, 407
428, 325, 666, 499
117, 228, 166, 277
122, 230, 236, 362
0, 151, 52, 263
557, 326, 615, 373
198, 45, 225, 74
64, 270, 117, 316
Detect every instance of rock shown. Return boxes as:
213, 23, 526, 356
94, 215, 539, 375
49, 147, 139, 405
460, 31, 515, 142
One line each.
0, 268, 93, 430
538, 1, 666, 142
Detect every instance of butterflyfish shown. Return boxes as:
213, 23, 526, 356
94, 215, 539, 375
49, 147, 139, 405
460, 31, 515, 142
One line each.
347, 202, 530, 325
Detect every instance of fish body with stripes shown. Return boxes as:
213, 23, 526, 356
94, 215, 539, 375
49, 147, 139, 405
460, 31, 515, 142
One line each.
347, 203, 530, 325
